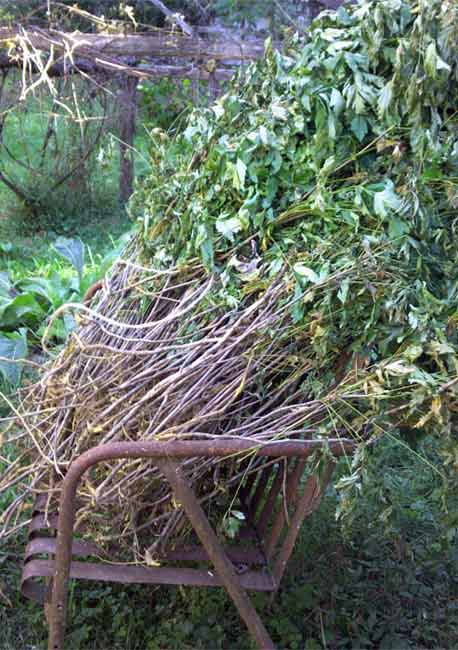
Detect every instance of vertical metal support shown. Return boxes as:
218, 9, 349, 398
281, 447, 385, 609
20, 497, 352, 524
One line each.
159, 458, 275, 650
250, 467, 272, 519
48, 459, 84, 650
257, 464, 284, 537
272, 462, 335, 587
265, 459, 306, 560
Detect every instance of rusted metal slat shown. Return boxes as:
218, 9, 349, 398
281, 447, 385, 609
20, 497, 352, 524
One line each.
24, 538, 99, 562
24, 536, 265, 566
256, 464, 284, 537
23, 559, 275, 598
272, 462, 335, 586
265, 459, 307, 560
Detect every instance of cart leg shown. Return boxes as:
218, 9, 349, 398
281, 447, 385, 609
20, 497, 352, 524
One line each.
159, 458, 275, 650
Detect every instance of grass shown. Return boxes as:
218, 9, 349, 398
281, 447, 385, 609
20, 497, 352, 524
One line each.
0, 72, 152, 246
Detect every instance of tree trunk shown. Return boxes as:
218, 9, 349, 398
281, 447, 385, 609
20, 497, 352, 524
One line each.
118, 74, 138, 205
0, 27, 266, 62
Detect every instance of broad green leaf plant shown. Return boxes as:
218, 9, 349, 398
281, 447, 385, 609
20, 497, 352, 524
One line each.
132, 0, 458, 509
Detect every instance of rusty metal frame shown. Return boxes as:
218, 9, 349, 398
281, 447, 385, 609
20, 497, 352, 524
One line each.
20, 438, 354, 650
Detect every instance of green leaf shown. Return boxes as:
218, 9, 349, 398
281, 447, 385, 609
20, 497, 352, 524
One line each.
216, 216, 244, 242
293, 264, 320, 283
232, 158, 247, 191
258, 125, 272, 146
423, 42, 449, 78
271, 103, 288, 121
0, 331, 27, 387
351, 116, 369, 142
404, 344, 423, 362
18, 274, 68, 308
212, 104, 225, 119
437, 55, 451, 73
354, 92, 366, 115
0, 272, 11, 297
320, 156, 336, 177
378, 80, 393, 118
328, 111, 337, 139
54, 237, 85, 280
0, 242, 13, 254
269, 257, 283, 276
200, 236, 214, 270
385, 360, 416, 375
388, 216, 410, 239
301, 93, 311, 112
373, 181, 402, 218
338, 278, 350, 304
0, 293, 45, 329
425, 42, 438, 79
330, 88, 345, 115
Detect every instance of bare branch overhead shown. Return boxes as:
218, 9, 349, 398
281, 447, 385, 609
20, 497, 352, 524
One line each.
143, 0, 194, 36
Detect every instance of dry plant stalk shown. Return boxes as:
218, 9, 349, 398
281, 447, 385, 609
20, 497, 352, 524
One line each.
0, 242, 368, 561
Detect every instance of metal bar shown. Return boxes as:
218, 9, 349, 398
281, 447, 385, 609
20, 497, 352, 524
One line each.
158, 458, 275, 649
265, 459, 306, 560
239, 469, 257, 504
25, 558, 276, 593
24, 537, 99, 562
46, 439, 355, 463
25, 535, 265, 566
272, 462, 335, 587
250, 467, 272, 519
257, 465, 284, 537
29, 513, 59, 535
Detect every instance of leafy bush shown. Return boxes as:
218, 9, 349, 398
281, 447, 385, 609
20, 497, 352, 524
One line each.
139, 78, 188, 132
138, 77, 216, 134
0, 236, 114, 387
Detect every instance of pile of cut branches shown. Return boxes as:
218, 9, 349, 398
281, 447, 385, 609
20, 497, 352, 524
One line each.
3, 0, 458, 560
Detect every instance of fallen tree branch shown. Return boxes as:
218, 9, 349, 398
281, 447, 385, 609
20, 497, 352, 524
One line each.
0, 51, 233, 82
0, 26, 264, 62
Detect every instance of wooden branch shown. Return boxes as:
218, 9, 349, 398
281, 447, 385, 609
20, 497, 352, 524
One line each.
0, 51, 234, 82
144, 0, 194, 37
0, 26, 265, 62
0, 169, 33, 206
0, 51, 99, 77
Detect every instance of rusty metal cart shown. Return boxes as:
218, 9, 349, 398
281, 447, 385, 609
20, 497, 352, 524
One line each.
21, 438, 355, 650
